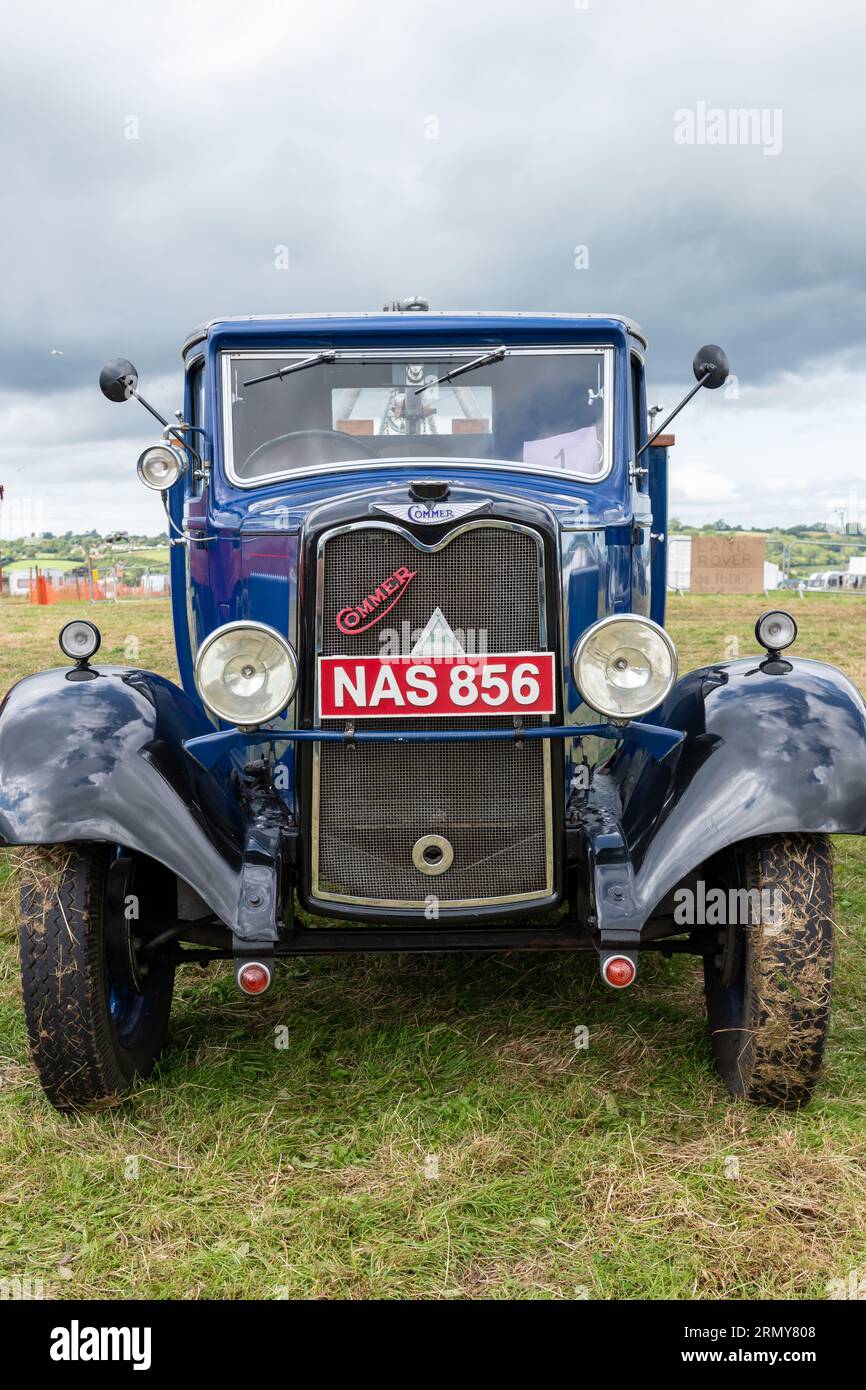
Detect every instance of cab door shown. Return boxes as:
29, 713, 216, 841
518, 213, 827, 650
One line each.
170, 356, 211, 695
629, 351, 653, 618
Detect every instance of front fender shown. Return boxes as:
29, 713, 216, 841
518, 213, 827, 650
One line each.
614, 656, 866, 920
0, 666, 245, 925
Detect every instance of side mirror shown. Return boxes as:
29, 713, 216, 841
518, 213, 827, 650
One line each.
99, 358, 139, 403
98, 357, 168, 426
636, 342, 732, 458
692, 344, 730, 390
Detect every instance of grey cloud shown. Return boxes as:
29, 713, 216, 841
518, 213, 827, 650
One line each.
1, 0, 865, 529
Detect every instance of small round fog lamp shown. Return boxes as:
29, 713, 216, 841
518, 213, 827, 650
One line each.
59, 619, 101, 663
237, 961, 272, 996
136, 443, 187, 491
602, 955, 637, 989
755, 610, 797, 654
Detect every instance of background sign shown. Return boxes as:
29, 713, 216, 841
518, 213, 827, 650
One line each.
690, 535, 766, 593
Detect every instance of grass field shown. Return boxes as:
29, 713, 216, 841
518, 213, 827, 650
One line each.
1, 594, 865, 1300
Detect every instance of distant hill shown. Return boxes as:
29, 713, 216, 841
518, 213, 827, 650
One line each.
0, 532, 170, 580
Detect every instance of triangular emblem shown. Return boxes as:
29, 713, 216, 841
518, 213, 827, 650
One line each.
410, 608, 466, 659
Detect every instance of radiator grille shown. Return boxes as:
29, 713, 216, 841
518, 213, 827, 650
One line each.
312, 524, 553, 907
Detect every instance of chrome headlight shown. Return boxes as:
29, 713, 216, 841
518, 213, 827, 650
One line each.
194, 622, 298, 728
572, 614, 677, 721
136, 442, 188, 491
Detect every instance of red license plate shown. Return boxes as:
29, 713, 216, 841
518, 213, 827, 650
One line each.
318, 653, 556, 719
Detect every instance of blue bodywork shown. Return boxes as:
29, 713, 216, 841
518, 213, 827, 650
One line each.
174, 314, 653, 688
173, 314, 657, 808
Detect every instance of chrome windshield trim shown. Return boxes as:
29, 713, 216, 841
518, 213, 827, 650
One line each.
220, 346, 615, 490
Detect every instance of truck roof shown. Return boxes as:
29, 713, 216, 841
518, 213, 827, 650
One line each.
180, 311, 647, 358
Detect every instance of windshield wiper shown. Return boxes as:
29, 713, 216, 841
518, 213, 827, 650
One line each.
414, 346, 508, 396
244, 350, 336, 388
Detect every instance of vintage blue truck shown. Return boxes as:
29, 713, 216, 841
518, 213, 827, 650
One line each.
3, 302, 865, 1111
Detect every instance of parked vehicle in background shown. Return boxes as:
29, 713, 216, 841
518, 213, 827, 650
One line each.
807, 570, 846, 590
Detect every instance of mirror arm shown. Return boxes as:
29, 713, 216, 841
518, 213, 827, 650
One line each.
636, 369, 711, 458
132, 392, 170, 428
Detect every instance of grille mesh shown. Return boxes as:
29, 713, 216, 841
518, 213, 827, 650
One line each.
314, 525, 552, 906
319, 528, 541, 656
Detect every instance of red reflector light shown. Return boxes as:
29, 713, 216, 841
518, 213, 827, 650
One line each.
602, 955, 636, 989
237, 961, 272, 995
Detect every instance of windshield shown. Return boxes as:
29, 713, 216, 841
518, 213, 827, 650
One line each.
222, 348, 613, 484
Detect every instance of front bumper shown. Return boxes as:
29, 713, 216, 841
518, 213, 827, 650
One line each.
184, 719, 684, 767
184, 717, 684, 941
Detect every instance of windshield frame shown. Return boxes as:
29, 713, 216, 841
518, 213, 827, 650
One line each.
220, 345, 615, 489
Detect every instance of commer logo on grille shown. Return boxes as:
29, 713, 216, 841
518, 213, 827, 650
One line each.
336, 565, 417, 634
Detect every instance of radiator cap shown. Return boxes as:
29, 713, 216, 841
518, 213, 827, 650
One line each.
409, 479, 450, 503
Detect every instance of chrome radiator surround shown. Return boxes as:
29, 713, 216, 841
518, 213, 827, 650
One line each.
310, 519, 555, 910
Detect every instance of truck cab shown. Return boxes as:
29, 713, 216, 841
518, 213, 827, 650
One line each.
173, 310, 665, 922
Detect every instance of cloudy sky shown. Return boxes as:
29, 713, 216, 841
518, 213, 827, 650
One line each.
1, 0, 864, 536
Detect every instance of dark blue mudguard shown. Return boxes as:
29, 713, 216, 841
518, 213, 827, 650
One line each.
0, 667, 245, 926
613, 656, 866, 924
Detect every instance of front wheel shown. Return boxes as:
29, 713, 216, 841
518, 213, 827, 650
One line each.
702, 834, 834, 1108
19, 844, 175, 1111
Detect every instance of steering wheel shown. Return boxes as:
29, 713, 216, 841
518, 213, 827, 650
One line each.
242, 428, 379, 477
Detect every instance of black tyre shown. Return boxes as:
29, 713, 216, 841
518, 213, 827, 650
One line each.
19, 844, 175, 1111
702, 834, 834, 1108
